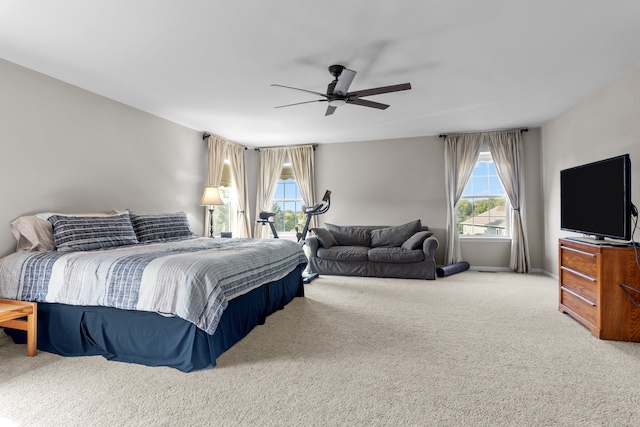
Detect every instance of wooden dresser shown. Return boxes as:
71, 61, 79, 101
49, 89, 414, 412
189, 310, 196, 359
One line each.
558, 238, 640, 341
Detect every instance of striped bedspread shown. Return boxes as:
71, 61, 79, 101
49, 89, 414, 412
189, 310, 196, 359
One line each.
0, 237, 308, 334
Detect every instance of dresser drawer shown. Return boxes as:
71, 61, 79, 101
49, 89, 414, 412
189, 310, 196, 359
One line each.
560, 288, 597, 326
560, 246, 598, 278
560, 267, 597, 303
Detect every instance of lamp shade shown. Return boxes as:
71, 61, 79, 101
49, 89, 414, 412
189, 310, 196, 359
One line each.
200, 187, 224, 206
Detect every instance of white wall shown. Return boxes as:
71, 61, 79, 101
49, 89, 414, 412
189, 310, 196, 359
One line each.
0, 59, 206, 257
313, 132, 544, 269
541, 62, 640, 274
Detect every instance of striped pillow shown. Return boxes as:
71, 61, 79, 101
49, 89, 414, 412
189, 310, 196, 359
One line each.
129, 211, 194, 242
49, 212, 139, 252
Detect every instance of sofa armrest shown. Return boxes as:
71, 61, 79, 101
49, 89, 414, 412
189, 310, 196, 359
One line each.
422, 236, 439, 260
306, 236, 320, 257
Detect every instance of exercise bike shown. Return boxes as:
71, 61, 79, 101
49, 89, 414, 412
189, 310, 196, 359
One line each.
259, 190, 331, 284
296, 190, 331, 245
295, 190, 331, 284
256, 211, 279, 238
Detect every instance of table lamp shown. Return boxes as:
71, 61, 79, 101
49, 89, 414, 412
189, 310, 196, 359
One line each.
200, 187, 224, 237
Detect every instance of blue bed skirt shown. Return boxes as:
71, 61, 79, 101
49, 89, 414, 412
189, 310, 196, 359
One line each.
5, 263, 305, 372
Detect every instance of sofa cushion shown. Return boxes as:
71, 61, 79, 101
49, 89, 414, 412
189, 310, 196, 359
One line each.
317, 246, 369, 262
370, 220, 421, 248
368, 247, 425, 263
325, 223, 371, 246
401, 230, 434, 250
310, 227, 338, 248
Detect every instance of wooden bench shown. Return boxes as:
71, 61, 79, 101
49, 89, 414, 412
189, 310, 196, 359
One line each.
0, 299, 37, 356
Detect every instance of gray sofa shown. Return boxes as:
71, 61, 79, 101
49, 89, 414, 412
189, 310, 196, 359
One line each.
306, 220, 439, 280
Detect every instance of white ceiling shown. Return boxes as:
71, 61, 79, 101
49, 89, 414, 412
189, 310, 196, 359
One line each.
2, 1, 640, 147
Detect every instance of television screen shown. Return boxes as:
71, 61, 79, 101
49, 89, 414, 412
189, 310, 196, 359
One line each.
560, 154, 631, 241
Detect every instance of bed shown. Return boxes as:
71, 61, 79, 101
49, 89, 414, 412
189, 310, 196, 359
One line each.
0, 211, 308, 371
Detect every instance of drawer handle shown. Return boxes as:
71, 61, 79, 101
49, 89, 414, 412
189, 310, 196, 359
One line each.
562, 286, 596, 306
562, 247, 597, 258
560, 266, 596, 282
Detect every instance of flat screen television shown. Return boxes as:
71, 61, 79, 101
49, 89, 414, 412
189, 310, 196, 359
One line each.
560, 154, 632, 242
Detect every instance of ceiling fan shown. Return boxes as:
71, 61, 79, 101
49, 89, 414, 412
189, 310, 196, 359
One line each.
271, 64, 411, 116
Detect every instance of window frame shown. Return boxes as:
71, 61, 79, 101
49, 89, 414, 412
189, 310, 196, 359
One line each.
212, 185, 236, 237
457, 150, 511, 241
271, 165, 305, 241
211, 160, 237, 237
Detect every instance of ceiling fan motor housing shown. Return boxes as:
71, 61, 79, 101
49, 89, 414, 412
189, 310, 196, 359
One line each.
328, 64, 345, 79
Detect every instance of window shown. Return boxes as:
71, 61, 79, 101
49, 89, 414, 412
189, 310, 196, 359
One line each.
457, 150, 510, 237
272, 164, 305, 240
213, 185, 236, 236
212, 160, 237, 237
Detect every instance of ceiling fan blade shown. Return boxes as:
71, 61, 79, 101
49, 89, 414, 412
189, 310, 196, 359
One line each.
325, 105, 337, 116
347, 98, 390, 110
326, 80, 337, 95
348, 83, 411, 98
333, 68, 356, 95
275, 99, 326, 109
271, 84, 328, 98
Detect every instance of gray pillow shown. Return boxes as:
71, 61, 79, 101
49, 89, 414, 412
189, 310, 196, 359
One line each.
401, 230, 433, 250
49, 212, 139, 252
370, 220, 421, 248
311, 227, 338, 248
129, 211, 194, 242
325, 223, 371, 246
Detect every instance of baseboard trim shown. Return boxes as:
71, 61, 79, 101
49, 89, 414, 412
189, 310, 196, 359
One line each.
540, 269, 558, 280
468, 266, 556, 278
468, 266, 512, 272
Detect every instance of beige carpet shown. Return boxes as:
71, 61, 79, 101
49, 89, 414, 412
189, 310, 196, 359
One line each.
1, 271, 639, 426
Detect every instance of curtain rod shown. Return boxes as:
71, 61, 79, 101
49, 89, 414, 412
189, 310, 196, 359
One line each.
254, 143, 318, 152
438, 128, 528, 139
202, 132, 247, 150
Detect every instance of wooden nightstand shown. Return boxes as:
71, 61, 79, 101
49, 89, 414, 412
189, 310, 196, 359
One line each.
0, 299, 37, 356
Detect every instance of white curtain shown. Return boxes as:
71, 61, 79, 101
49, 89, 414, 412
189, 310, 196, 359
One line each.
254, 147, 287, 238
288, 145, 316, 234
205, 136, 227, 186
487, 130, 531, 273
227, 143, 252, 238
444, 133, 483, 265
204, 135, 250, 238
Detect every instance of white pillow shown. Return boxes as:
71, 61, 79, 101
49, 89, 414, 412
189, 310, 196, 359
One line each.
10, 210, 120, 251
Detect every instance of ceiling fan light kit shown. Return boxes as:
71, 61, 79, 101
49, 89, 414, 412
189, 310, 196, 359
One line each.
272, 64, 411, 116
328, 99, 347, 107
